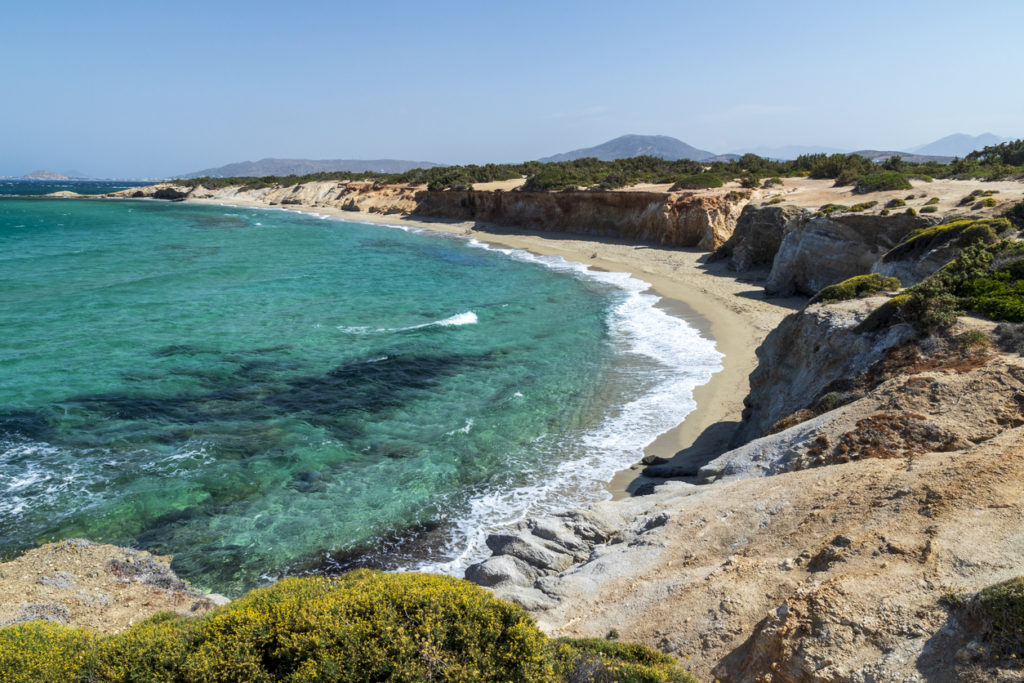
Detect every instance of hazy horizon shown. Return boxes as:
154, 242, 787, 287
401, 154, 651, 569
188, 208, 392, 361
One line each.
3, 0, 1022, 178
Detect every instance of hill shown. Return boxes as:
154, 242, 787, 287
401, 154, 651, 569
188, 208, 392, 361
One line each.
910, 132, 1007, 157
851, 149, 954, 164
538, 134, 715, 162
179, 158, 442, 179
21, 170, 68, 180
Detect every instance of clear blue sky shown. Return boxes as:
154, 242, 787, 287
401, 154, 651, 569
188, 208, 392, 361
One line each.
3, 0, 1022, 178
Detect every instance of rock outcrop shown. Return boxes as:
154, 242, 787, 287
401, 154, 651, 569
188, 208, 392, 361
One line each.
766, 212, 937, 296
731, 297, 917, 444
0, 540, 228, 634
113, 182, 750, 250
716, 204, 806, 272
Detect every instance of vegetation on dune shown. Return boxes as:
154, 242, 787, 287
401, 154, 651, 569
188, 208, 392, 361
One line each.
853, 171, 914, 194
670, 173, 724, 190
883, 217, 1013, 262
0, 572, 695, 682
168, 139, 1024, 193
858, 224, 1024, 333
811, 273, 901, 304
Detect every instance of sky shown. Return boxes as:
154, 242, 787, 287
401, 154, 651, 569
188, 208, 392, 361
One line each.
2, 0, 1022, 178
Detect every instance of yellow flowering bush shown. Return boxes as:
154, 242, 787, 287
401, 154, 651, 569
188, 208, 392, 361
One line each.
0, 571, 696, 682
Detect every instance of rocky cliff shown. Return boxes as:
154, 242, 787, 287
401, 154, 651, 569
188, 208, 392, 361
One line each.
114, 182, 750, 250
465, 297, 1024, 680
764, 212, 937, 296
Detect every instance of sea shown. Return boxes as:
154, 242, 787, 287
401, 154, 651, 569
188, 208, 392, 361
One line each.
0, 183, 721, 596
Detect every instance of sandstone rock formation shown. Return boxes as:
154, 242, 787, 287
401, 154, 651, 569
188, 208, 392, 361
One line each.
716, 204, 806, 272
112, 182, 750, 250
766, 212, 937, 296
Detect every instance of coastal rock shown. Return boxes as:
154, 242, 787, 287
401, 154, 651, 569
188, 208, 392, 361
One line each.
464, 555, 539, 588
716, 204, 806, 272
121, 182, 751, 250
872, 238, 965, 287
766, 212, 937, 296
0, 540, 224, 633
412, 189, 749, 249
733, 297, 916, 444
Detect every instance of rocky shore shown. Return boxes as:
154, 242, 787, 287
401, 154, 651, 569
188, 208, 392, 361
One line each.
30, 176, 1024, 679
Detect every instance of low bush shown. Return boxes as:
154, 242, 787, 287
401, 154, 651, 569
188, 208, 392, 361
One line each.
925, 197, 940, 205
763, 177, 783, 187
886, 198, 907, 208
811, 273, 901, 304
884, 217, 1011, 262
981, 197, 998, 208
920, 205, 939, 213
854, 171, 913, 194
861, 240, 1024, 333
880, 208, 891, 216
767, 196, 785, 205
968, 576, 1024, 660
670, 173, 723, 190
848, 201, 878, 212
815, 203, 849, 216
0, 572, 695, 682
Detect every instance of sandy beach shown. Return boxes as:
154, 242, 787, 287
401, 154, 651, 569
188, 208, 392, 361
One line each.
181, 196, 804, 497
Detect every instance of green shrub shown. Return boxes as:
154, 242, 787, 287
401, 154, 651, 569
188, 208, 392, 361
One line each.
1003, 200, 1024, 229
981, 197, 998, 208
880, 208, 891, 216
811, 273, 901, 304
854, 172, 913, 194
670, 173, 723, 190
886, 198, 906, 208
767, 196, 785, 205
848, 201, 878, 212
554, 638, 698, 683
925, 197, 940, 205
0, 573, 695, 683
907, 207, 917, 216
969, 576, 1024, 659
920, 205, 939, 213
763, 177, 783, 187
815, 203, 849, 216
884, 217, 1011, 262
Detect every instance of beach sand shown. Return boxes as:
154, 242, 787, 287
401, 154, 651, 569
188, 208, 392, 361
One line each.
182, 197, 804, 497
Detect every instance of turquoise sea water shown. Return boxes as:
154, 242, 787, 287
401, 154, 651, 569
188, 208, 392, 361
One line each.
0, 197, 720, 595
0, 179, 147, 196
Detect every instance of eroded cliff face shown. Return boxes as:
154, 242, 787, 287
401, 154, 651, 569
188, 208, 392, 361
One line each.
115, 182, 750, 250
716, 204, 806, 272
765, 212, 937, 296
731, 297, 917, 444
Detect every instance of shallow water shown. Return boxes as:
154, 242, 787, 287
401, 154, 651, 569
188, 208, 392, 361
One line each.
0, 199, 720, 595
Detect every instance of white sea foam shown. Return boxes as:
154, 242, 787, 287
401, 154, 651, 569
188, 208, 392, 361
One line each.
337, 311, 478, 334
402, 234, 723, 576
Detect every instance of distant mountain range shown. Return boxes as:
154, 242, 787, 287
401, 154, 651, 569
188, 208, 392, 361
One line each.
179, 158, 442, 179
535, 133, 1014, 165
538, 135, 716, 162
909, 133, 1009, 158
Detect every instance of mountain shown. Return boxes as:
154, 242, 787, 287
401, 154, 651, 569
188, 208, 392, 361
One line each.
910, 133, 1007, 158
852, 150, 954, 164
21, 170, 69, 180
180, 158, 442, 179
538, 135, 715, 162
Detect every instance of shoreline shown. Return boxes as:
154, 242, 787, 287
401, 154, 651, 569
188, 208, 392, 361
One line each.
179, 197, 804, 496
